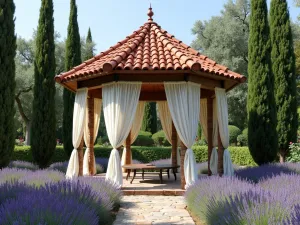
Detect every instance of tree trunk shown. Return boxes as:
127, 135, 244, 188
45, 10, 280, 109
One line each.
24, 121, 31, 146
279, 149, 286, 163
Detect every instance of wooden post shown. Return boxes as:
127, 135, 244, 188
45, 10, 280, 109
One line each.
171, 122, 178, 166
218, 129, 224, 176
78, 138, 84, 176
207, 97, 213, 176
88, 97, 95, 175
180, 141, 187, 189
125, 131, 132, 172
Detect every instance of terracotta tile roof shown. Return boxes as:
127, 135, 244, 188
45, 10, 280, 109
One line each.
55, 7, 245, 84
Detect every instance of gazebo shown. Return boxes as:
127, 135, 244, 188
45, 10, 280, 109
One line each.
55, 7, 246, 189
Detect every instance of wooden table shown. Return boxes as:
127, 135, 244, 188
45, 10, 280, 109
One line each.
122, 164, 180, 184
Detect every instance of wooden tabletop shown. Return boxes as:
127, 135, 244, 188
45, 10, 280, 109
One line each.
122, 164, 180, 170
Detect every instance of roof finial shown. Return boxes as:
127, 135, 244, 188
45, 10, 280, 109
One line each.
147, 4, 154, 22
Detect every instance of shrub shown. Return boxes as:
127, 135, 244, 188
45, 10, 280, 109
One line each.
96, 136, 109, 145
229, 125, 242, 145
287, 142, 300, 162
284, 204, 300, 225
152, 130, 171, 146
13, 145, 256, 166
185, 176, 254, 221
235, 164, 295, 183
0, 184, 99, 225
138, 131, 152, 138
19, 170, 65, 187
8, 160, 38, 171
133, 131, 154, 146
78, 177, 122, 208
206, 188, 288, 225
0, 168, 29, 184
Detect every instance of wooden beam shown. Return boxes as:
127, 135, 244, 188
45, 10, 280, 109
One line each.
78, 73, 223, 91
78, 138, 84, 176
89, 89, 215, 101
88, 97, 95, 175
171, 122, 178, 167
187, 74, 222, 90
207, 97, 213, 176
124, 131, 132, 173
180, 141, 187, 190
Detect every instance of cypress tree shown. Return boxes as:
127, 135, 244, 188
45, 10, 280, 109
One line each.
270, 0, 298, 162
247, 0, 278, 165
0, 0, 16, 168
142, 102, 157, 134
31, 0, 56, 168
83, 27, 94, 60
63, 0, 82, 156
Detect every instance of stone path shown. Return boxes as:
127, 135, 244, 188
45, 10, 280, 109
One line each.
113, 196, 195, 225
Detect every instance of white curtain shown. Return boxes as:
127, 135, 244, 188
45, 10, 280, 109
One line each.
210, 99, 219, 175
157, 101, 172, 143
164, 82, 200, 188
103, 82, 141, 187
215, 87, 234, 176
121, 101, 145, 168
158, 101, 180, 166
83, 99, 102, 176
200, 99, 217, 175
66, 88, 88, 179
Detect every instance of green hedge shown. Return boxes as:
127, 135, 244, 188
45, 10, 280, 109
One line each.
13, 145, 256, 166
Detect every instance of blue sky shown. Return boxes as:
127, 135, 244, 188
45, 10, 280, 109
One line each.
15, 0, 299, 52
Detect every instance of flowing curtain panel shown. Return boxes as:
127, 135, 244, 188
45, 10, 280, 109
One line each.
83, 99, 102, 176
157, 101, 180, 165
66, 88, 88, 179
103, 82, 141, 187
210, 99, 219, 175
164, 82, 200, 187
215, 87, 234, 176
121, 101, 146, 167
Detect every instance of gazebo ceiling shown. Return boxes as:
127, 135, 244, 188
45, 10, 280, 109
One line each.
55, 7, 246, 94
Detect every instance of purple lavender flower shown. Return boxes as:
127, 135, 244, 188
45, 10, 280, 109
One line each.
185, 176, 254, 220
78, 176, 122, 208
0, 168, 29, 184
8, 160, 38, 171
48, 161, 69, 173
284, 204, 300, 225
0, 181, 34, 205
18, 169, 65, 187
235, 164, 294, 183
206, 188, 288, 225
0, 187, 99, 225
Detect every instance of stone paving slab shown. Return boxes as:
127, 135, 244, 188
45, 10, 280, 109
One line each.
113, 196, 195, 225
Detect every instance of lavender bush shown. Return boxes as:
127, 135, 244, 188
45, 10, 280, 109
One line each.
0, 181, 35, 204
78, 176, 122, 207
9, 160, 38, 171
235, 164, 294, 182
18, 169, 65, 187
0, 186, 99, 225
49, 160, 104, 174
284, 204, 300, 225
185, 176, 254, 220
0, 168, 29, 184
150, 158, 170, 165
206, 188, 288, 225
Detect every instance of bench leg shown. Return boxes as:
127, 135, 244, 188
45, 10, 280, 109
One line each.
167, 169, 170, 179
130, 169, 136, 184
142, 169, 145, 180
159, 169, 163, 184
173, 168, 177, 181
126, 170, 130, 180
